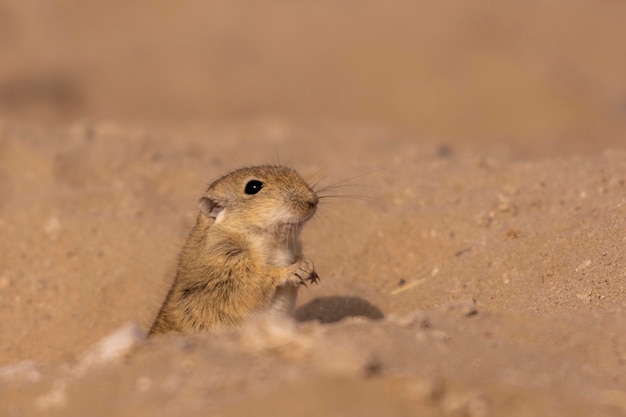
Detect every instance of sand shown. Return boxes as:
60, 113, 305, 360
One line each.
1, 1, 626, 416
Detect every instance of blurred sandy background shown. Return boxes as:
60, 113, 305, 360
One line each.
1, 1, 625, 416
1, 0, 625, 154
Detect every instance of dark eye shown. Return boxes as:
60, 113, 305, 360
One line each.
244, 180, 264, 195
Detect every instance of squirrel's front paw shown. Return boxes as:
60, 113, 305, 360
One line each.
287, 259, 320, 287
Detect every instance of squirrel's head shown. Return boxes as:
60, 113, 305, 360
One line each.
198, 165, 318, 233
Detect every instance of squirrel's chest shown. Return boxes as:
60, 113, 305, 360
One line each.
247, 233, 300, 268
267, 245, 297, 267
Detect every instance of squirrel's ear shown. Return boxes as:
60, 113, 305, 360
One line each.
198, 197, 224, 219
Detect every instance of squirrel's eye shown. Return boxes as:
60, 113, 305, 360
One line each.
244, 180, 264, 195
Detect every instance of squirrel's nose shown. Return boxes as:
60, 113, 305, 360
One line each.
308, 194, 319, 209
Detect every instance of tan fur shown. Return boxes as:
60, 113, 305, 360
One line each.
149, 165, 319, 335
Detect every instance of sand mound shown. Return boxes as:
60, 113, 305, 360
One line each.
1, 121, 624, 416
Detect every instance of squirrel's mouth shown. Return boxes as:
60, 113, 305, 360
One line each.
300, 206, 317, 223
271, 201, 316, 233
284, 202, 317, 224
285, 209, 315, 228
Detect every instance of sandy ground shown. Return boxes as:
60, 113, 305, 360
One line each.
1, 1, 626, 416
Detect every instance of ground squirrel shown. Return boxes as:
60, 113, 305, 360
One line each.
149, 165, 319, 335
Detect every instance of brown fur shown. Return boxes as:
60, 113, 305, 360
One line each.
149, 165, 319, 335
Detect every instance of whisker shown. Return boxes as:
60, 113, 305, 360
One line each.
274, 146, 282, 166
315, 183, 368, 193
318, 194, 376, 202
316, 204, 338, 237
304, 163, 333, 185
313, 169, 382, 193
313, 210, 332, 237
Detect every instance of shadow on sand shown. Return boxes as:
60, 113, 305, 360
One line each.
294, 296, 384, 324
